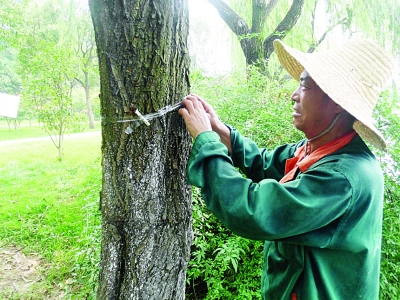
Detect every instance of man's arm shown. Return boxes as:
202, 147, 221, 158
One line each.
187, 133, 354, 243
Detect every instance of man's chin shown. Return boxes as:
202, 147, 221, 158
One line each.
292, 119, 301, 130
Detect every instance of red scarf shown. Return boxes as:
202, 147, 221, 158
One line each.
279, 131, 357, 184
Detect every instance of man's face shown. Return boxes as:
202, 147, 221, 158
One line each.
290, 70, 337, 138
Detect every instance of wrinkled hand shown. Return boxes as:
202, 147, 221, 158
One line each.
179, 94, 232, 152
179, 94, 212, 139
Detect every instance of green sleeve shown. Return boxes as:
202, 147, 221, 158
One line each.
229, 128, 302, 182
187, 131, 353, 244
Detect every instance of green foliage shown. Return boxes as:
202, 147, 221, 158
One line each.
0, 47, 21, 94
187, 188, 263, 300
326, 0, 400, 54
380, 176, 400, 300
0, 0, 100, 159
374, 88, 400, 300
0, 0, 25, 43
225, 0, 400, 75
191, 66, 302, 145
62, 187, 101, 299
17, 20, 81, 159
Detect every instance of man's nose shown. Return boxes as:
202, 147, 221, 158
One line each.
291, 86, 300, 102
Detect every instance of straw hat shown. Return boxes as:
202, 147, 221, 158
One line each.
273, 39, 394, 151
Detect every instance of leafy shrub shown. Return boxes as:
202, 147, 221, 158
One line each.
186, 188, 263, 300
380, 176, 400, 300
375, 88, 400, 300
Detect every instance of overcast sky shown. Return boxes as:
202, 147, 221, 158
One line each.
188, 0, 237, 75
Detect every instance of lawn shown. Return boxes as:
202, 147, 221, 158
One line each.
0, 124, 102, 299
0, 119, 101, 141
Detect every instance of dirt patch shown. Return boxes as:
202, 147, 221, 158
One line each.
0, 245, 43, 298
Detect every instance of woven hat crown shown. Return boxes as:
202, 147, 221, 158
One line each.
273, 39, 394, 151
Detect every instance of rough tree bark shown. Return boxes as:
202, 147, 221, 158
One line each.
207, 0, 305, 67
89, 0, 192, 299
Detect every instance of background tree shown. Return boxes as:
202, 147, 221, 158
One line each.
73, 3, 98, 129
15, 0, 81, 160
208, 0, 305, 67
0, 1, 22, 94
208, 0, 400, 71
0, 47, 20, 94
0, 0, 101, 159
89, 0, 192, 298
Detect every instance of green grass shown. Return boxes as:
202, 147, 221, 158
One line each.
0, 120, 101, 141
0, 127, 102, 299
0, 120, 48, 140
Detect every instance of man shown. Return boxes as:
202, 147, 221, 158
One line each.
178, 39, 394, 299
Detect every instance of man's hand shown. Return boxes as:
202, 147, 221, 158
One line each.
179, 94, 232, 153
178, 94, 212, 139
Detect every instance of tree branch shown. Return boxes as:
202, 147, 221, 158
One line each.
74, 76, 85, 88
251, 0, 265, 33
207, 0, 250, 36
207, 0, 261, 65
264, 0, 280, 18
307, 17, 348, 53
251, 0, 280, 34
263, 0, 305, 60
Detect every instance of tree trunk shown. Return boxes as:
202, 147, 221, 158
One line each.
89, 1, 192, 299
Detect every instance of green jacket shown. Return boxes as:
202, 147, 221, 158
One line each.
187, 129, 383, 300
